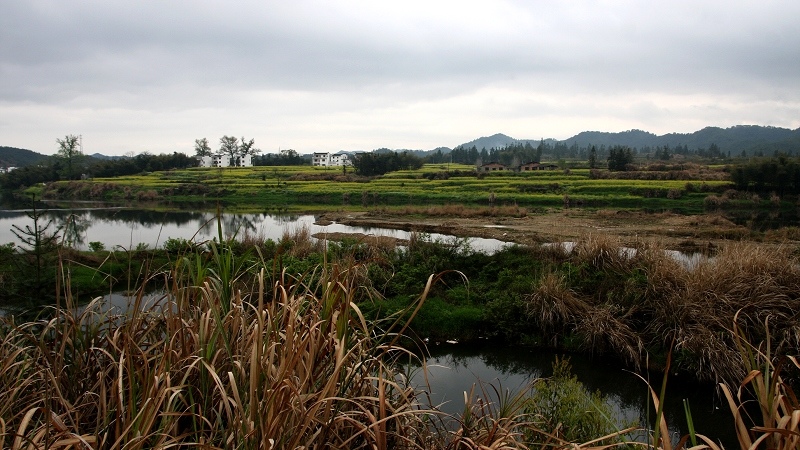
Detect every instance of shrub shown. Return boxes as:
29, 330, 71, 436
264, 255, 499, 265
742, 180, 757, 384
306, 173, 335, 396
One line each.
162, 237, 196, 254
525, 357, 627, 443
704, 194, 728, 208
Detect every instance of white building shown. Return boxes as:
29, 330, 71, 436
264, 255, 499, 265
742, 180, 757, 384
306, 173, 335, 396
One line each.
311, 151, 352, 167
198, 153, 252, 168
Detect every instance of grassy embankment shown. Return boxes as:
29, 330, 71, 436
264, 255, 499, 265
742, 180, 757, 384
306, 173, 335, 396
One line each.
1, 229, 798, 448
36, 163, 735, 212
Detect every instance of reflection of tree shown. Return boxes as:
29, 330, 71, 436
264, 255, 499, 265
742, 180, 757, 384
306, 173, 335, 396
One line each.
90, 209, 207, 227
59, 213, 90, 248
274, 214, 301, 226
222, 214, 258, 238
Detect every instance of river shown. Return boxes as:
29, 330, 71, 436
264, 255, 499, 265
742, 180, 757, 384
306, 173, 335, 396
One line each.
0, 205, 509, 253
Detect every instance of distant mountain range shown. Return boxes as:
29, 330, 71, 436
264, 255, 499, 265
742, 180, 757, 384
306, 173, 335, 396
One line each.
453, 125, 800, 156
3, 125, 800, 168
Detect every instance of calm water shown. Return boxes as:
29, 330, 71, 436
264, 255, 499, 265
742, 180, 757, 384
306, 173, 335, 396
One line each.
0, 206, 509, 253
411, 343, 736, 447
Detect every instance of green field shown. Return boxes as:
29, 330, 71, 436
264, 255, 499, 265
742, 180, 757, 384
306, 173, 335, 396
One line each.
39, 164, 733, 212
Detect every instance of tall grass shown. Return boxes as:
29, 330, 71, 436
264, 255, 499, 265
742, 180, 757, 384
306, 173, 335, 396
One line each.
3, 224, 799, 448
523, 235, 800, 385
1, 242, 593, 449
0, 258, 435, 448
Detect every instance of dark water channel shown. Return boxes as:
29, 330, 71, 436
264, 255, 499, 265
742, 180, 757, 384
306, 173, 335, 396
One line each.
410, 342, 737, 447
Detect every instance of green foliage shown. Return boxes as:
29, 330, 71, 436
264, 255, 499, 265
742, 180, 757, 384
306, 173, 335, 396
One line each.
10, 196, 62, 295
729, 154, 800, 195
88, 241, 105, 252
607, 145, 635, 171
526, 357, 627, 443
255, 148, 306, 166
162, 237, 196, 254
352, 151, 423, 176
56, 134, 83, 180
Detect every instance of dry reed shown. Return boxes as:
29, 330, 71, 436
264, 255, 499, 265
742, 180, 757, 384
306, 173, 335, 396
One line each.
1, 252, 587, 449
0, 261, 432, 448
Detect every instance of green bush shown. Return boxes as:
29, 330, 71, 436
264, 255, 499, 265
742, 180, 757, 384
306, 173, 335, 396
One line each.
163, 237, 198, 254
525, 357, 630, 443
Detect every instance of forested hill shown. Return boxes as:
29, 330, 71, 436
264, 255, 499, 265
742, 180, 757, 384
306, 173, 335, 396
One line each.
458, 134, 558, 151
0, 146, 47, 168
561, 125, 800, 155
455, 126, 800, 156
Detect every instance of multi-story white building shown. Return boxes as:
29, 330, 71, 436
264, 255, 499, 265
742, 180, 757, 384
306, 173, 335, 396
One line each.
311, 151, 352, 167
198, 153, 253, 168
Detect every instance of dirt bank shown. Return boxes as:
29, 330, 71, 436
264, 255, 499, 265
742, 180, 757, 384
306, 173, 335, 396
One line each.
317, 208, 778, 253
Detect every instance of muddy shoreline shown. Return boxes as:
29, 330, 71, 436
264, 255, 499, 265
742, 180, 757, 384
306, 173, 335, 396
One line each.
317, 208, 778, 253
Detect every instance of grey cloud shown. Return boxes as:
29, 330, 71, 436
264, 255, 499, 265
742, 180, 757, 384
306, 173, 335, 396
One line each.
2, 1, 799, 155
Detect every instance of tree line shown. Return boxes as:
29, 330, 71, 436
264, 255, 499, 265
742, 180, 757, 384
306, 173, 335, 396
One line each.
351, 151, 423, 176
729, 155, 800, 195
0, 134, 196, 190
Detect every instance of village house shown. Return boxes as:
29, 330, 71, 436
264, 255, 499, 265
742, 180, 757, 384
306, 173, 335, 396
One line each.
312, 151, 353, 167
519, 162, 542, 171
198, 153, 253, 168
477, 161, 558, 173
476, 162, 507, 173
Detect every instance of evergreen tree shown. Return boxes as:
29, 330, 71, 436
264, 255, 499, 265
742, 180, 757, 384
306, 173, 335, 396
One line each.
588, 146, 597, 168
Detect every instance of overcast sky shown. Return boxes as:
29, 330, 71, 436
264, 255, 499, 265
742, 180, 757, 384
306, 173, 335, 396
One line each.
2, 1, 799, 156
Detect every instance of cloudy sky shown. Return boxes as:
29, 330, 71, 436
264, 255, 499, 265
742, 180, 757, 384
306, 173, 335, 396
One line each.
2, 1, 799, 156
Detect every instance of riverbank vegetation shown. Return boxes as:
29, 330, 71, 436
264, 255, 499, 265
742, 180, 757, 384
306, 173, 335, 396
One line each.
1, 230, 797, 448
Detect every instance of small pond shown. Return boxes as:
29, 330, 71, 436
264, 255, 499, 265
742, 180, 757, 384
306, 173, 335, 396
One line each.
410, 342, 737, 447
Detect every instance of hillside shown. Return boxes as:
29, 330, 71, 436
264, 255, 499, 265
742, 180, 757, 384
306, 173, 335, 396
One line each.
456, 133, 558, 151
0, 146, 48, 168
455, 125, 800, 155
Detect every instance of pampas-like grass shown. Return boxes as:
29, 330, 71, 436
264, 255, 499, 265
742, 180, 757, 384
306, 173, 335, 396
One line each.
0, 261, 432, 449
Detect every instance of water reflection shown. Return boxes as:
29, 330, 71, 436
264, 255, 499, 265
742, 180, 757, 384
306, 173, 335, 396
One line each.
411, 343, 736, 447
0, 207, 510, 253
544, 242, 706, 270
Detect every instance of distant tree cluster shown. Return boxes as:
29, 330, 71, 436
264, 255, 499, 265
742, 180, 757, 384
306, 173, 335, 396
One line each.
607, 146, 635, 171
89, 152, 195, 178
254, 149, 306, 166
0, 138, 195, 190
443, 142, 546, 166
729, 155, 800, 195
352, 151, 423, 176
0, 161, 62, 190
